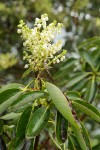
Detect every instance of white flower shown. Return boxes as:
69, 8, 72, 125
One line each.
32, 31, 36, 36
50, 34, 54, 39
17, 14, 66, 71
45, 17, 48, 21
61, 56, 65, 61
56, 59, 60, 63
35, 18, 40, 23
24, 64, 29, 68
50, 54, 53, 58
37, 24, 41, 28
17, 29, 21, 34
43, 44, 47, 49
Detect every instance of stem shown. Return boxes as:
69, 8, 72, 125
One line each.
34, 71, 42, 90
34, 135, 40, 150
33, 72, 42, 149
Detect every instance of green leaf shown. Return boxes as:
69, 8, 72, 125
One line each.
16, 106, 32, 139
11, 91, 44, 109
72, 126, 87, 150
0, 83, 24, 93
0, 91, 22, 115
82, 51, 95, 68
68, 135, 75, 150
70, 78, 88, 91
60, 58, 77, 71
72, 100, 100, 123
66, 73, 89, 87
46, 82, 78, 128
69, 133, 82, 150
1, 112, 21, 120
8, 106, 32, 150
8, 138, 24, 150
85, 77, 97, 102
56, 111, 68, 144
0, 89, 19, 105
46, 82, 87, 150
26, 107, 50, 139
65, 91, 81, 101
80, 122, 92, 149
78, 36, 100, 50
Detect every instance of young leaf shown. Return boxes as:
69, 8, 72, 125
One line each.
56, 111, 68, 144
46, 82, 78, 128
26, 107, 50, 139
0, 91, 22, 115
72, 100, 100, 123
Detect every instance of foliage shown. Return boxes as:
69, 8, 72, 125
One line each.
0, 0, 100, 149
0, 14, 100, 150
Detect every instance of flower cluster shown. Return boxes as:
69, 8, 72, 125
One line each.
17, 14, 66, 72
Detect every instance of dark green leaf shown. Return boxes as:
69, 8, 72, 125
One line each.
0, 83, 24, 93
68, 135, 75, 150
56, 111, 68, 144
8, 106, 32, 150
8, 138, 24, 150
80, 122, 92, 149
0, 89, 19, 105
0, 91, 22, 115
26, 107, 50, 139
16, 106, 32, 139
11, 91, 44, 109
69, 133, 82, 150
